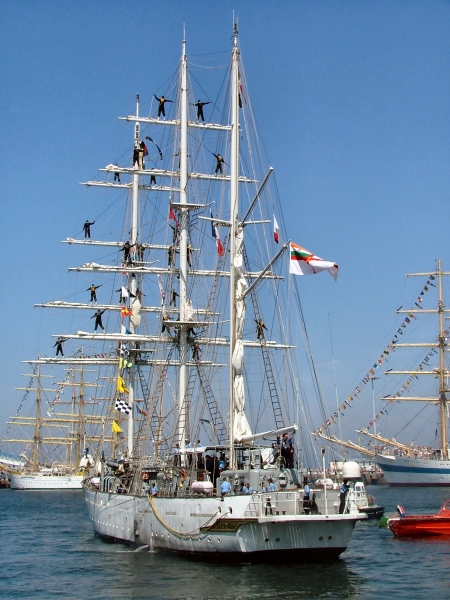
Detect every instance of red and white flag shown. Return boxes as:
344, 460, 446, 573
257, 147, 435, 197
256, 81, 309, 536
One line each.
273, 214, 280, 244
169, 207, 179, 228
211, 211, 224, 256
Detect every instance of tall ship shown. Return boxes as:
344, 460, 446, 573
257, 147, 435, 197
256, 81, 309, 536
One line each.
1, 365, 101, 489
21, 27, 366, 556
316, 261, 450, 487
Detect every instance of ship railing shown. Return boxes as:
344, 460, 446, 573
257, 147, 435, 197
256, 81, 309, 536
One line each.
244, 491, 301, 518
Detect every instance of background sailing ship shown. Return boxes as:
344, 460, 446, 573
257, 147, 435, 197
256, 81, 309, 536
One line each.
315, 261, 450, 486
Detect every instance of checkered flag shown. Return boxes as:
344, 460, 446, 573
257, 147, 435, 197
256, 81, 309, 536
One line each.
115, 398, 132, 414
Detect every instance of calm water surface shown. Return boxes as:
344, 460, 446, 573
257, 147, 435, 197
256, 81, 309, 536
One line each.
1, 486, 450, 599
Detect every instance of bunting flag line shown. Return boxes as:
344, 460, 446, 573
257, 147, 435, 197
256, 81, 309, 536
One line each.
273, 214, 279, 244
112, 420, 122, 433
315, 275, 438, 435
211, 211, 224, 256
117, 376, 129, 394
115, 398, 132, 414
289, 242, 338, 280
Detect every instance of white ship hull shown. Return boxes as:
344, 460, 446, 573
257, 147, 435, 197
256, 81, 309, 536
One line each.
376, 454, 450, 486
10, 472, 83, 490
84, 487, 364, 560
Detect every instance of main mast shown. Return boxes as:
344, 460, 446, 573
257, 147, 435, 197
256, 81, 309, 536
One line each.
229, 24, 240, 469
177, 37, 189, 452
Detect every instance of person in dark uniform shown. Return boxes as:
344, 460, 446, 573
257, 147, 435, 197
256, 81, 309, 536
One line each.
113, 164, 121, 182
122, 241, 131, 263
83, 220, 95, 239
54, 337, 67, 357
192, 340, 200, 361
170, 289, 179, 306
192, 100, 211, 122
281, 433, 294, 468
87, 284, 102, 303
91, 309, 106, 331
255, 318, 268, 341
168, 245, 177, 267
212, 153, 226, 174
154, 95, 173, 118
150, 174, 157, 185
339, 480, 349, 514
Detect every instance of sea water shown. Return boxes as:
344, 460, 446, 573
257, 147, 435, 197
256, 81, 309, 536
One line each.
1, 486, 450, 599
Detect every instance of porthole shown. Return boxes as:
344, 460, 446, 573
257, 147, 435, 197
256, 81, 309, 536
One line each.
275, 537, 280, 542
264, 538, 269, 543
319, 536, 323, 540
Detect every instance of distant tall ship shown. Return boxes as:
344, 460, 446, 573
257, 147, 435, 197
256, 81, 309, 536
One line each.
317, 261, 450, 487
2, 365, 101, 489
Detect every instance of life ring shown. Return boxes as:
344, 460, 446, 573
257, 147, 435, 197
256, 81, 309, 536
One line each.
141, 471, 149, 481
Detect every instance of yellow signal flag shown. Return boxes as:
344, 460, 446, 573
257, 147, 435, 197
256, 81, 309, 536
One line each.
112, 420, 122, 434
117, 376, 129, 394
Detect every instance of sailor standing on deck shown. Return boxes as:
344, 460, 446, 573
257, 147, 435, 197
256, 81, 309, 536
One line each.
339, 480, 349, 514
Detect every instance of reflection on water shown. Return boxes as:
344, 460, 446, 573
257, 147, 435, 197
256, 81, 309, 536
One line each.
2, 486, 450, 599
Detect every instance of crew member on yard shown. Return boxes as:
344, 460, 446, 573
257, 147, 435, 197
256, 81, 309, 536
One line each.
154, 94, 173, 118
83, 220, 95, 239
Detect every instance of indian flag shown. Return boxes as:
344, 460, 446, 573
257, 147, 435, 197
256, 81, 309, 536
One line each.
290, 242, 338, 280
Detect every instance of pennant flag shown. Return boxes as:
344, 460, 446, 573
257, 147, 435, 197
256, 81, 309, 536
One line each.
157, 274, 165, 303
115, 398, 132, 414
112, 420, 122, 433
136, 405, 147, 416
289, 242, 338, 280
117, 376, 129, 394
121, 306, 132, 317
145, 136, 163, 160
121, 325, 132, 335
211, 211, 224, 256
273, 214, 280, 244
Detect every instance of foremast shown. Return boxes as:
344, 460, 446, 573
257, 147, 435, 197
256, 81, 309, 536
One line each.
382, 259, 450, 460
127, 94, 140, 456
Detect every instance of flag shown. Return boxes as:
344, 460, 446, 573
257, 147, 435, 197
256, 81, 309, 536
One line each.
289, 242, 338, 280
169, 207, 179, 228
273, 214, 279, 244
117, 376, 129, 394
115, 398, 132, 414
112, 420, 122, 433
157, 274, 165, 302
121, 306, 132, 317
119, 357, 133, 369
211, 211, 224, 256
136, 405, 147, 416
142, 142, 148, 157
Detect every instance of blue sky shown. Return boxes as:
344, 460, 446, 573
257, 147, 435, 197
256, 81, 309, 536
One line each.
1, 1, 450, 451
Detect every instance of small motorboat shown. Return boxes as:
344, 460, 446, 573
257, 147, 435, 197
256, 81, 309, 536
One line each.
389, 500, 450, 536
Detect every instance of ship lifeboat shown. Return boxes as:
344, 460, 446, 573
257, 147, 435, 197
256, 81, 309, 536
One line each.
389, 500, 450, 536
